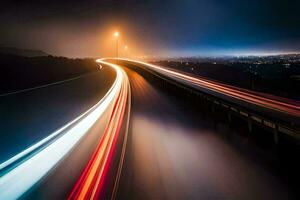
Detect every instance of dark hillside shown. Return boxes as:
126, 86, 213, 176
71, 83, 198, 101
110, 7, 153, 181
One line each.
0, 47, 48, 57
0, 54, 99, 94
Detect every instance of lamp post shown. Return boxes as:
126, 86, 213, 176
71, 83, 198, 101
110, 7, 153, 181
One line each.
114, 32, 119, 62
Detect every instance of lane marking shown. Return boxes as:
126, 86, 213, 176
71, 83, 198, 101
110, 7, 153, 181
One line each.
111, 79, 131, 200
0, 72, 98, 97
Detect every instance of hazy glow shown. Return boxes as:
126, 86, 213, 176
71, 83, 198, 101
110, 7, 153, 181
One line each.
1, 1, 299, 58
114, 32, 119, 37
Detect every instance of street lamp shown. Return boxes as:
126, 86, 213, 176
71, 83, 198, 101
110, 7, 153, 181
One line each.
114, 32, 119, 37
113, 32, 119, 61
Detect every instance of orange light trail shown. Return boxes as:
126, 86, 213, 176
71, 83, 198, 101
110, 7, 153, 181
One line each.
116, 58, 300, 118
68, 60, 130, 200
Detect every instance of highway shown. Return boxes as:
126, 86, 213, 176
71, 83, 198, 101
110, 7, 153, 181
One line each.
0, 59, 298, 199
113, 63, 297, 200
117, 59, 300, 121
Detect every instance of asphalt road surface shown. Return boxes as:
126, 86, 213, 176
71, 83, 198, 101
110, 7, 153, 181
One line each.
0, 67, 115, 164
116, 66, 297, 200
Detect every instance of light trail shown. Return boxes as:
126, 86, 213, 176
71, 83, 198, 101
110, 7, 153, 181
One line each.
68, 59, 130, 199
1, 57, 296, 199
0, 61, 130, 200
114, 58, 300, 118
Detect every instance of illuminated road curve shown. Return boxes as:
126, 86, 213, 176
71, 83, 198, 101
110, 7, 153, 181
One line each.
68, 60, 130, 199
0, 59, 298, 199
117, 58, 300, 119
0, 61, 130, 199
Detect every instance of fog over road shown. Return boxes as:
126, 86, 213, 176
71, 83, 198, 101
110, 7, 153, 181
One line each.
116, 66, 295, 200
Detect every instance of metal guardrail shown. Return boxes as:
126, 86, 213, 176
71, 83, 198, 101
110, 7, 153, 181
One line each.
118, 59, 300, 144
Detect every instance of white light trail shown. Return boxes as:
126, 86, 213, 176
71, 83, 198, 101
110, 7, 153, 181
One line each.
113, 58, 300, 117
0, 61, 127, 200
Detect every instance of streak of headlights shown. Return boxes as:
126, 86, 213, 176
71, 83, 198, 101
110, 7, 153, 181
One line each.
0, 62, 125, 200
68, 59, 130, 199
115, 58, 300, 117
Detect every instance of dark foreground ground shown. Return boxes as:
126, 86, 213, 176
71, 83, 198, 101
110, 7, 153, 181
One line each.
116, 65, 299, 200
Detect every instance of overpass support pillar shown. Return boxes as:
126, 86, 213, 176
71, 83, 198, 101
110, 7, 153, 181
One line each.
211, 104, 215, 113
227, 112, 231, 123
247, 118, 252, 133
274, 125, 279, 145
272, 125, 280, 157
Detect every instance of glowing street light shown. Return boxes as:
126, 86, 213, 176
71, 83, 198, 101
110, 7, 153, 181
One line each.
114, 32, 119, 37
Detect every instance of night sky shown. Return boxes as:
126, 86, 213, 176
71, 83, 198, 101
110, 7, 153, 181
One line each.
1, 0, 300, 57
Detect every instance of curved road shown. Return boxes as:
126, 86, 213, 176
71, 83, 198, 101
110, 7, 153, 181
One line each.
0, 60, 298, 199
